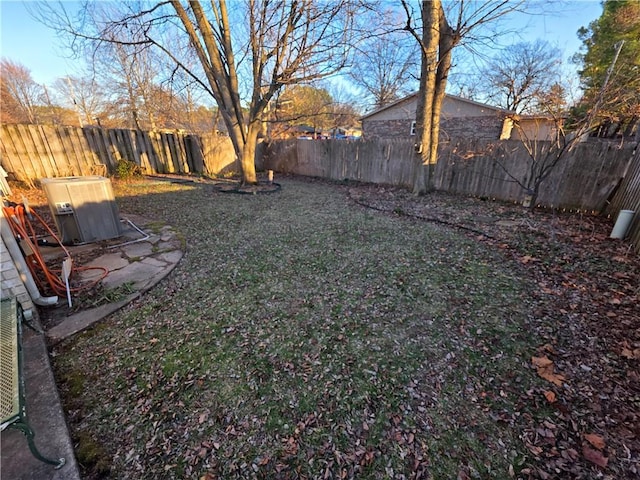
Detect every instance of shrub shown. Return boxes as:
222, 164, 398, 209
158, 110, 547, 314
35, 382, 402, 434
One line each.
114, 159, 142, 179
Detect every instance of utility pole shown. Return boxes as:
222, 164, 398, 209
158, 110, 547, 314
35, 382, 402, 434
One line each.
66, 77, 84, 127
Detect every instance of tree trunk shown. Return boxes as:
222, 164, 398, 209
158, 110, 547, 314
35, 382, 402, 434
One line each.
429, 12, 454, 166
413, 0, 441, 195
240, 121, 260, 185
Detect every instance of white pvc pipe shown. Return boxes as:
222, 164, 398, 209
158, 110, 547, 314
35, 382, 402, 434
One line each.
610, 210, 635, 239
1, 210, 58, 306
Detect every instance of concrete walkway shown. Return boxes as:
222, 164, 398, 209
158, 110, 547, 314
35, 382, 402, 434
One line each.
1, 215, 183, 479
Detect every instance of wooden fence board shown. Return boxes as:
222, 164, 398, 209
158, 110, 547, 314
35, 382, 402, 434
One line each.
139, 131, 158, 173
126, 130, 141, 167
264, 137, 638, 252
2, 125, 28, 181
13, 124, 43, 181
57, 126, 83, 175
2, 123, 637, 252
46, 126, 76, 176
605, 146, 640, 250
82, 127, 113, 172
25, 126, 55, 179
68, 125, 96, 175
178, 134, 190, 173
29, 124, 58, 179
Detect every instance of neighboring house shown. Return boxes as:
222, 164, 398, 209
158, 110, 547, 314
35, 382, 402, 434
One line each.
507, 114, 563, 142
361, 92, 560, 142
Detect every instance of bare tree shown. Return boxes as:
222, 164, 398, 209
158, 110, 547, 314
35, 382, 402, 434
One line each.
348, 9, 419, 110
323, 81, 362, 136
166, 68, 222, 133
400, 0, 529, 194
170, 1, 360, 183
40, 1, 361, 184
497, 118, 569, 208
495, 42, 626, 208
0, 58, 45, 124
272, 85, 334, 137
52, 75, 112, 126
97, 40, 165, 130
479, 40, 564, 114
270, 83, 359, 139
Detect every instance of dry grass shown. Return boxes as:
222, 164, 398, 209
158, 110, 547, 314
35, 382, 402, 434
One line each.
31, 175, 637, 479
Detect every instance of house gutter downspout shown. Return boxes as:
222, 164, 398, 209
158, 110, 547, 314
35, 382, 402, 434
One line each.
1, 209, 58, 307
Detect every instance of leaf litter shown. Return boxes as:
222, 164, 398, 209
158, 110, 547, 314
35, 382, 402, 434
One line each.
13, 175, 636, 479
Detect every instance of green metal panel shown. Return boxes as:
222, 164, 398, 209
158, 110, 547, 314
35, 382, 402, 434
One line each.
0, 298, 19, 429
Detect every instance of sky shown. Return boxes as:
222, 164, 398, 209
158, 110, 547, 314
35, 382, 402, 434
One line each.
0, 1, 82, 85
0, 1, 605, 88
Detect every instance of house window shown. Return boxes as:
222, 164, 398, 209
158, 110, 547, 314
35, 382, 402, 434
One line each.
410, 120, 416, 136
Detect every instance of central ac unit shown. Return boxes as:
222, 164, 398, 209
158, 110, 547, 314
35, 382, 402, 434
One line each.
41, 176, 122, 244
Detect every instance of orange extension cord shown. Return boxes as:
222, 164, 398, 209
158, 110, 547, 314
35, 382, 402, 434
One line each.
2, 202, 108, 297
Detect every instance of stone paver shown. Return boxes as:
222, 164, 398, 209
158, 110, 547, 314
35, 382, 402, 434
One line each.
140, 256, 168, 268
46, 294, 139, 344
101, 261, 164, 290
78, 253, 130, 282
122, 241, 154, 258
157, 250, 183, 264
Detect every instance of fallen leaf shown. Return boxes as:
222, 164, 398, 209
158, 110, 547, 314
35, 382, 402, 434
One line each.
621, 348, 640, 359
539, 368, 565, 387
543, 391, 557, 403
561, 448, 579, 461
532, 356, 565, 386
527, 444, 543, 456
584, 433, 606, 450
532, 356, 553, 368
611, 255, 631, 263
582, 445, 608, 468
457, 469, 471, 480
520, 255, 537, 264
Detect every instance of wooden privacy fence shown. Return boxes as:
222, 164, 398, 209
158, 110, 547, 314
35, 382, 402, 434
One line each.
0, 124, 238, 183
266, 138, 635, 210
265, 138, 419, 188
2, 124, 638, 251
604, 145, 640, 252
435, 139, 636, 211
265, 138, 640, 252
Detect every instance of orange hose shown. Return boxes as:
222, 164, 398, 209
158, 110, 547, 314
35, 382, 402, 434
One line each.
2, 203, 108, 297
